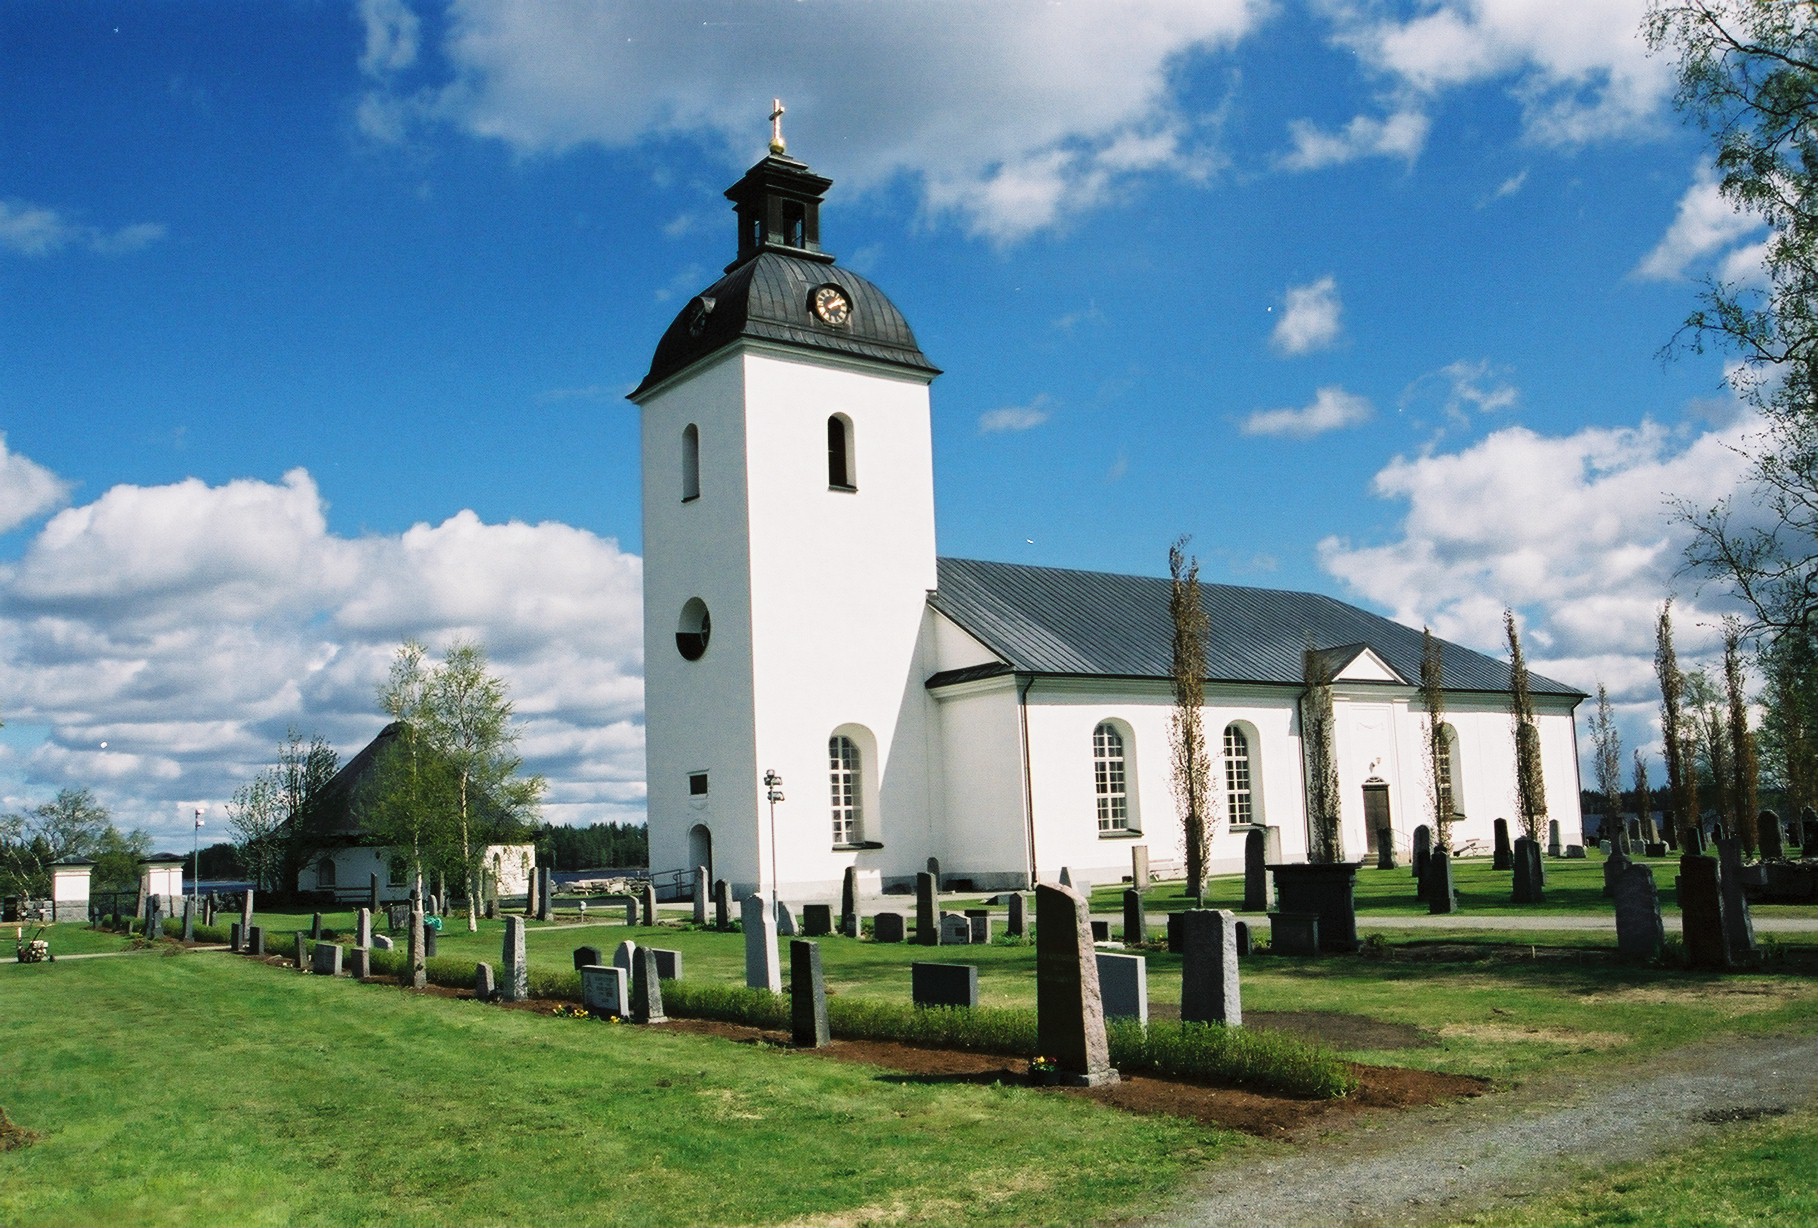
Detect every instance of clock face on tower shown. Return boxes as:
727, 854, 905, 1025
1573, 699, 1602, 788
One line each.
811, 284, 851, 326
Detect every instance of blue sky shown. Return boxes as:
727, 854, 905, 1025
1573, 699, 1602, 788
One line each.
0, 1, 1767, 846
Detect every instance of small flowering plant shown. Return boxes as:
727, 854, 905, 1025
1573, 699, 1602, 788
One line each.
1026, 1054, 1059, 1083
550, 1004, 591, 1019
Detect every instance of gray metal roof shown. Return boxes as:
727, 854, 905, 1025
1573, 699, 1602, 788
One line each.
632, 252, 939, 397
927, 557, 1582, 698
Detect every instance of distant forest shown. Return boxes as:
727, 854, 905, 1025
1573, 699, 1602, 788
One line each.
531, 821, 648, 871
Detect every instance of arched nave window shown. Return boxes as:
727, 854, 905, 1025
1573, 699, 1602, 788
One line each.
1223, 724, 1255, 827
827, 414, 856, 490
681, 424, 701, 501
829, 734, 862, 845
1093, 722, 1132, 833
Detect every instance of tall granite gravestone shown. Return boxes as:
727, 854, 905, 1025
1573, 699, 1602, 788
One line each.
1512, 836, 1543, 903
1547, 819, 1563, 858
1426, 849, 1457, 914
348, 948, 371, 980
802, 904, 833, 937
873, 912, 905, 943
240, 889, 254, 946
1095, 952, 1147, 1024
181, 897, 195, 943
631, 947, 666, 1024
623, 899, 638, 926
927, 856, 942, 889
293, 931, 309, 970
538, 868, 555, 922
1603, 848, 1632, 899
1376, 829, 1397, 870
502, 915, 528, 1001
714, 879, 732, 930
229, 921, 243, 953
1758, 810, 1784, 861
1034, 882, 1118, 1086
1131, 844, 1150, 888
247, 925, 265, 956
525, 866, 538, 917
1006, 892, 1027, 939
355, 907, 372, 949
1243, 828, 1269, 911
693, 866, 709, 925
642, 883, 658, 927
310, 912, 323, 940
406, 905, 427, 989
574, 945, 605, 970
1679, 855, 1731, 970
743, 893, 782, 993
472, 962, 493, 1001
1716, 838, 1757, 959
1122, 889, 1147, 945
1179, 908, 1242, 1026
203, 893, 216, 928
840, 865, 861, 937
915, 871, 939, 946
791, 940, 830, 1048
1412, 825, 1432, 891
369, 873, 380, 914
146, 895, 163, 940
1613, 863, 1665, 960
1493, 818, 1513, 870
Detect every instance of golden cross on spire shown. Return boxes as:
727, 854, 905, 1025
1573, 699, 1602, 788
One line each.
769, 98, 786, 154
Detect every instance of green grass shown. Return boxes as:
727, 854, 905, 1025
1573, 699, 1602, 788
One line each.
0, 953, 1235, 1227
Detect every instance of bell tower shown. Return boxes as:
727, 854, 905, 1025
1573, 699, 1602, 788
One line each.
630, 121, 942, 901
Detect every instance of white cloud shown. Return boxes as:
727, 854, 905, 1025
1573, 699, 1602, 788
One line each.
1240, 385, 1373, 438
359, 0, 1260, 242
1400, 358, 1519, 428
1271, 275, 1344, 355
0, 461, 645, 846
1279, 109, 1430, 170
979, 395, 1053, 435
0, 199, 166, 258
0, 435, 71, 533
359, 0, 421, 77
1633, 162, 1767, 282
1487, 168, 1528, 202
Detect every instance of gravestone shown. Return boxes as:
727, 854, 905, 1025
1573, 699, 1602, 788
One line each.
525, 865, 538, 917
1131, 844, 1150, 888
369, 873, 380, 913
631, 947, 666, 1024
1243, 825, 1272, 913
581, 964, 628, 1017
1603, 848, 1632, 898
1268, 912, 1319, 956
312, 943, 342, 976
406, 907, 427, 989
348, 948, 371, 980
1547, 818, 1563, 858
310, 912, 323, 940
1716, 838, 1757, 959
1679, 855, 1731, 969
693, 866, 708, 925
1426, 849, 1457, 914
473, 961, 493, 1000
1166, 912, 1184, 953
203, 894, 216, 928
1758, 810, 1784, 861
1493, 818, 1513, 870
1412, 825, 1432, 891
840, 865, 861, 937
1006, 893, 1027, 939
1645, 841, 1666, 858
642, 883, 658, 927
424, 929, 437, 959
801, 903, 833, 937
873, 912, 906, 943
246, 925, 265, 956
714, 879, 732, 930
915, 872, 938, 946
1034, 882, 1118, 1086
927, 856, 942, 889
355, 907, 372, 950
623, 899, 638, 926
1233, 919, 1252, 957
539, 868, 555, 922
939, 913, 971, 945
650, 948, 683, 980
911, 962, 979, 1009
1090, 919, 1110, 942
1599, 839, 1613, 854
775, 901, 798, 937
181, 897, 195, 943
1095, 951, 1148, 1024
146, 895, 163, 940
1613, 863, 1665, 960
613, 939, 639, 976
1566, 844, 1586, 858
502, 915, 528, 1002
1689, 827, 1708, 855
240, 889, 254, 947
743, 893, 781, 993
1376, 828, 1397, 870
293, 931, 309, 970
574, 945, 605, 971
1058, 866, 1074, 889
1122, 889, 1146, 945
1512, 836, 1543, 903
1179, 909, 1241, 1026
791, 940, 830, 1048
966, 908, 991, 944
1801, 807, 1817, 851
372, 933, 393, 951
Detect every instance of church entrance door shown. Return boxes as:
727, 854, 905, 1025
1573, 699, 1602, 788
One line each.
1362, 781, 1392, 854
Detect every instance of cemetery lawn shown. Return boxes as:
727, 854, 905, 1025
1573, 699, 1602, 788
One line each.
8, 921, 159, 957
0, 953, 1237, 1228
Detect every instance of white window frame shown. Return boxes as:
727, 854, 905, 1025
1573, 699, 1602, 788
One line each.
829, 735, 861, 845
1223, 724, 1254, 827
1093, 722, 1130, 833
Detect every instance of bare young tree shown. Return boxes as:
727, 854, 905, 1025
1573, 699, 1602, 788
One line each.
230, 729, 339, 893
1301, 642, 1344, 863
1686, 667, 1734, 835
1634, 750, 1655, 842
1167, 538, 1215, 898
1505, 609, 1549, 844
1656, 601, 1702, 845
1589, 684, 1625, 848
1420, 627, 1454, 852
1722, 619, 1763, 852
227, 772, 285, 893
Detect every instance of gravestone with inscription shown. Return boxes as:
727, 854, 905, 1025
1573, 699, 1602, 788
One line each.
1426, 849, 1457, 914
1613, 863, 1665, 960
502, 915, 528, 1002
1547, 818, 1563, 858
631, 946, 666, 1024
312, 943, 342, 976
581, 964, 627, 1017
743, 893, 781, 993
1034, 882, 1118, 1087
348, 948, 371, 980
1412, 825, 1431, 892
939, 913, 971, 945
966, 908, 991, 944
1095, 951, 1147, 1024
1716, 838, 1757, 959
1179, 908, 1241, 1026
791, 940, 830, 1047
912, 961, 979, 1009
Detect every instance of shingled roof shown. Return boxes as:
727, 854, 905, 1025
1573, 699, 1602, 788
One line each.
926, 557, 1582, 698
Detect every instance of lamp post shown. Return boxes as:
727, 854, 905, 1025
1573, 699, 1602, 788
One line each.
762, 770, 784, 900
191, 807, 204, 908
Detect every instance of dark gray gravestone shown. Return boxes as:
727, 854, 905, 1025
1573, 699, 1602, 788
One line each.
1166, 913, 1184, 953
1122, 889, 1146, 945
310, 912, 323, 940
502, 915, 528, 1001
473, 961, 493, 1000
651, 948, 683, 980
1179, 909, 1241, 1026
965, 908, 991, 944
802, 903, 833, 936
1376, 828, 1397, 870
537, 868, 554, 922
714, 879, 732, 930
424, 929, 437, 959
1613, 863, 1664, 960
642, 883, 658, 927
1493, 818, 1512, 870
1006, 893, 1027, 939
743, 893, 781, 992
355, 907, 372, 950
348, 948, 371, 980
371, 933, 393, 951
1716, 838, 1757, 959
840, 865, 860, 936
293, 931, 309, 970
939, 913, 971, 945
1645, 842, 1667, 858
915, 871, 938, 946
873, 912, 906, 943
1268, 912, 1319, 956
693, 866, 709, 925
574, 945, 605, 970
1243, 828, 1269, 911
1233, 919, 1252, 956
1096, 952, 1147, 1024
1412, 825, 1431, 890
1679, 855, 1731, 970
181, 896, 195, 943
312, 943, 342, 976
1512, 836, 1543, 903
1603, 848, 1632, 899
1801, 807, 1817, 851
369, 873, 380, 913
632, 947, 666, 1024
1758, 810, 1784, 860
406, 908, 427, 989
911, 962, 979, 1009
775, 900, 798, 937
624, 899, 638, 926
1426, 849, 1457, 914
1268, 863, 1361, 952
1547, 819, 1563, 858
1034, 883, 1118, 1086
246, 925, 265, 956
1090, 919, 1110, 942
791, 940, 830, 1047
1689, 827, 1708, 855
1565, 845, 1585, 858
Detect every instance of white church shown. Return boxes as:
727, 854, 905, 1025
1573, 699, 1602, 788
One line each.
633, 127, 1585, 901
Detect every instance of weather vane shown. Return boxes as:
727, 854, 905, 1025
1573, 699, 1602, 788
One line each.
769, 98, 786, 154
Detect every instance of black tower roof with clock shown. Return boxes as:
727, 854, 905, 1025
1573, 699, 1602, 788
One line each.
632, 150, 939, 398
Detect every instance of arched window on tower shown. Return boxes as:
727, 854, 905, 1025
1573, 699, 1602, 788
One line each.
682, 423, 700, 501
829, 734, 862, 845
1093, 722, 1132, 833
828, 414, 856, 490
1223, 724, 1255, 827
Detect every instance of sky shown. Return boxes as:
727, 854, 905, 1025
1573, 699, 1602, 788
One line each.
0, 0, 1773, 850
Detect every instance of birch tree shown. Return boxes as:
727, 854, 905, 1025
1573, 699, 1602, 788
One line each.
1302, 643, 1344, 863
1656, 601, 1701, 846
1167, 539, 1215, 899
1505, 609, 1549, 844
1420, 628, 1454, 851
1589, 684, 1625, 849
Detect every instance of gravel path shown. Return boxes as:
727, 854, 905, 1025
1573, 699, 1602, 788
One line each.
1142, 1031, 1817, 1228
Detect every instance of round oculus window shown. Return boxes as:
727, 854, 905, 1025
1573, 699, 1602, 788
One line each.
676, 598, 711, 660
